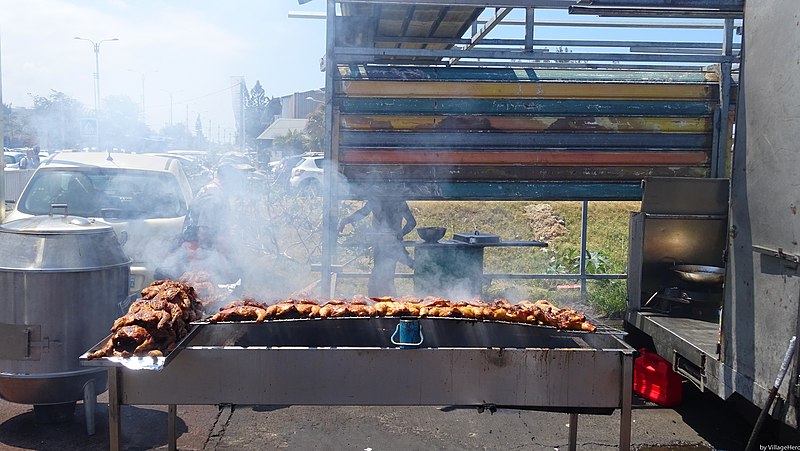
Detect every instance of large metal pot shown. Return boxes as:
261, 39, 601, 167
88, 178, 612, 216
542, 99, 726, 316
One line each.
0, 215, 130, 416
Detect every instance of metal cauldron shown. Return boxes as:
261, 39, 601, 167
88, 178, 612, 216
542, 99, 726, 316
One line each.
0, 214, 131, 433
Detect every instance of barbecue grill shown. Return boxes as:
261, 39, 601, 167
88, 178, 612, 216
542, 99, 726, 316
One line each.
82, 316, 634, 451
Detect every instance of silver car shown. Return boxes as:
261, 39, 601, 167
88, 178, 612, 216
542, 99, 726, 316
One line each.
5, 152, 194, 294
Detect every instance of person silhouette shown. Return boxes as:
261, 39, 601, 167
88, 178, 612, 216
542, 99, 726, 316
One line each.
338, 198, 416, 297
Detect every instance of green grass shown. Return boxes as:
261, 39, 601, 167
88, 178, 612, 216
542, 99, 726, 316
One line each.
237, 189, 638, 317
408, 200, 639, 317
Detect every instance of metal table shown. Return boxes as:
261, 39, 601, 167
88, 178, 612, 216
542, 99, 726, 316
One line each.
406, 239, 548, 297
84, 318, 635, 451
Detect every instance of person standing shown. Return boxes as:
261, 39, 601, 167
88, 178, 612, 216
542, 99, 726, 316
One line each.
18, 146, 41, 169
338, 198, 416, 297
157, 153, 255, 284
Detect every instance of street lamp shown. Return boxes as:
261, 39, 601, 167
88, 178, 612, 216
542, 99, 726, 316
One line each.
74, 36, 118, 150
73, 37, 119, 114
127, 69, 157, 124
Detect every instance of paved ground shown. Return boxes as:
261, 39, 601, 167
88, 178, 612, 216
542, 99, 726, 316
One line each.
1, 384, 798, 450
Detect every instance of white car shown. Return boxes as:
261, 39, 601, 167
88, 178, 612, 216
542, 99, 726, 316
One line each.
5, 152, 194, 294
288, 153, 324, 196
4, 151, 25, 169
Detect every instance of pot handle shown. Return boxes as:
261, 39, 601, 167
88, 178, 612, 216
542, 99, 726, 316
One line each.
391, 320, 424, 348
49, 203, 69, 217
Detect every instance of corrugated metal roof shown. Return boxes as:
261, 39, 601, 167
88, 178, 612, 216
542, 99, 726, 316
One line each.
340, 3, 484, 64
257, 118, 309, 140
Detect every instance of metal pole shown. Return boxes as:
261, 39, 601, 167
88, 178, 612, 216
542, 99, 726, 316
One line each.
83, 379, 96, 435
0, 29, 6, 222
93, 43, 101, 150
745, 336, 797, 451
108, 368, 122, 451
93, 43, 100, 114
620, 354, 633, 451
140, 73, 146, 122
579, 200, 588, 297
321, 0, 337, 297
167, 404, 178, 451
75, 37, 117, 150
241, 80, 246, 152
568, 412, 578, 451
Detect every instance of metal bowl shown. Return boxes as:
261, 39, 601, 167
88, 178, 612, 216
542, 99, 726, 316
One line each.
417, 227, 446, 243
672, 265, 725, 285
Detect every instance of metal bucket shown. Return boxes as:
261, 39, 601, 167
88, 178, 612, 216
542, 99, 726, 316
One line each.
0, 215, 130, 430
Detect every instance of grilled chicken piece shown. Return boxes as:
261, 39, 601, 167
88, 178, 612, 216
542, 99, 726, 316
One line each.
209, 305, 269, 323
295, 299, 321, 317
89, 279, 204, 359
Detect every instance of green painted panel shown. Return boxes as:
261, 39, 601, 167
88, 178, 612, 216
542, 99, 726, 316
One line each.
337, 65, 717, 84
341, 181, 643, 201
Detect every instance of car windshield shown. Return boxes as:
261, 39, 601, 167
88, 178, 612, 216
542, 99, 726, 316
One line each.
17, 168, 188, 220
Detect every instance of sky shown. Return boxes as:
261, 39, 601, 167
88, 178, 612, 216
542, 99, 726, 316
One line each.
0, 0, 327, 138
0, 0, 735, 144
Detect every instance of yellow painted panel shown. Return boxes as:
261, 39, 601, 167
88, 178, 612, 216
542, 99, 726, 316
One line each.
338, 80, 715, 100
340, 115, 712, 133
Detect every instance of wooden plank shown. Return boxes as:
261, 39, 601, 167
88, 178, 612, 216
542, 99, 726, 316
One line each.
339, 165, 709, 181
338, 98, 714, 116
337, 80, 716, 100
342, 181, 643, 201
340, 115, 713, 133
337, 65, 719, 83
339, 131, 712, 148
339, 150, 709, 166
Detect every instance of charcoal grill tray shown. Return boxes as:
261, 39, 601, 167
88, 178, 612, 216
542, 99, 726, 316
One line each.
189, 316, 622, 350
80, 325, 201, 371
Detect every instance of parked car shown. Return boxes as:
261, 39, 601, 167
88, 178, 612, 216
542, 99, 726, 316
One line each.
5, 152, 194, 294
3, 151, 25, 169
269, 154, 308, 190
149, 152, 214, 193
288, 153, 324, 196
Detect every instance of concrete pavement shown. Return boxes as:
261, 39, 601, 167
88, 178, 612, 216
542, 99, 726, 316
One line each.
2, 384, 789, 450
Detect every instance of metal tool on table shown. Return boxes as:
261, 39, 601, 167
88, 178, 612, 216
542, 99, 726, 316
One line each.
745, 335, 797, 451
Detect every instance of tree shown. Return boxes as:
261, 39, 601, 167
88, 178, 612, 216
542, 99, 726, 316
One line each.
273, 129, 308, 155
244, 80, 282, 149
29, 91, 86, 150
304, 105, 325, 153
2, 103, 37, 148
233, 79, 250, 148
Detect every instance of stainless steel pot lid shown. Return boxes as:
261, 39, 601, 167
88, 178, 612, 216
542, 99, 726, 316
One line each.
1, 215, 111, 234
0, 215, 130, 271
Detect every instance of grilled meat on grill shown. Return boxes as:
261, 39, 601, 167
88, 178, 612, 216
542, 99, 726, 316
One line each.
204, 296, 596, 332
209, 304, 269, 322
87, 280, 204, 359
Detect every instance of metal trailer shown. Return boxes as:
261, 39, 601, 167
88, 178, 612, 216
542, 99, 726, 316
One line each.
625, 0, 800, 430
82, 318, 635, 451
317, 0, 741, 298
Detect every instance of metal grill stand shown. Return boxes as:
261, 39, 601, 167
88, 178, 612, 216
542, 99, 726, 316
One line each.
91, 318, 635, 451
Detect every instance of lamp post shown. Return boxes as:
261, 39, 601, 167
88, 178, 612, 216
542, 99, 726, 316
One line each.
127, 69, 156, 124
74, 37, 118, 114
74, 36, 118, 149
